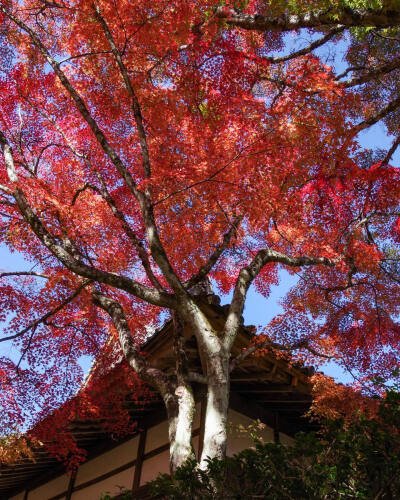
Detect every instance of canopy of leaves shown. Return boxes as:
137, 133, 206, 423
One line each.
1, 0, 400, 465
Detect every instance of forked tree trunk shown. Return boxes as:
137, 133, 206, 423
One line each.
166, 384, 196, 472
167, 377, 230, 472
199, 353, 230, 468
200, 379, 230, 466
166, 349, 231, 471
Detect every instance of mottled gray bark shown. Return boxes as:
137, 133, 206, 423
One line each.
167, 385, 196, 472
216, 6, 400, 32
200, 360, 230, 467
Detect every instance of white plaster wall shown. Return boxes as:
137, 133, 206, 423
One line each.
140, 450, 170, 486
226, 409, 274, 456
144, 420, 169, 453
28, 473, 69, 500
75, 436, 138, 487
71, 466, 134, 500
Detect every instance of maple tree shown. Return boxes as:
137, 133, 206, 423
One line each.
1, 0, 400, 473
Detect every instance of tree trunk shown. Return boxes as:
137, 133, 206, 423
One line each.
200, 355, 230, 468
166, 385, 196, 472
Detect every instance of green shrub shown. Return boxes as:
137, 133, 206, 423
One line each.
149, 389, 400, 499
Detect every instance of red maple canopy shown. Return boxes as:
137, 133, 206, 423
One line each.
0, 0, 400, 468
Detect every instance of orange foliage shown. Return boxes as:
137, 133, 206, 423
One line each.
308, 373, 379, 423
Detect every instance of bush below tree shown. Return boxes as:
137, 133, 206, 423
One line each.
148, 388, 400, 499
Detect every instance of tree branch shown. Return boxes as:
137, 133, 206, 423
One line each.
381, 134, 400, 165
354, 94, 400, 133
216, 6, 400, 32
92, 291, 174, 398
0, 130, 175, 308
187, 371, 207, 384
93, 171, 165, 292
335, 65, 366, 81
71, 182, 97, 206
71, 171, 165, 292
0, 271, 48, 279
267, 26, 345, 64
230, 336, 334, 372
342, 56, 400, 88
223, 249, 335, 351
153, 148, 248, 207
185, 215, 243, 290
93, 4, 152, 178
0, 184, 12, 194
70, 176, 164, 292
59, 49, 111, 65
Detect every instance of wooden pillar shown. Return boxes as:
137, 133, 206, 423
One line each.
23, 490, 29, 500
273, 412, 280, 444
197, 396, 206, 459
66, 470, 76, 500
132, 429, 147, 491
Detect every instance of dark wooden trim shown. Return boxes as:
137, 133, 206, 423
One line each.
48, 458, 138, 500
132, 429, 147, 490
273, 412, 280, 444
73, 460, 136, 494
23, 490, 29, 500
65, 470, 76, 500
47, 429, 201, 500
0, 405, 166, 500
4, 406, 167, 500
143, 441, 169, 461
197, 396, 206, 459
80, 404, 166, 463
7, 462, 66, 500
